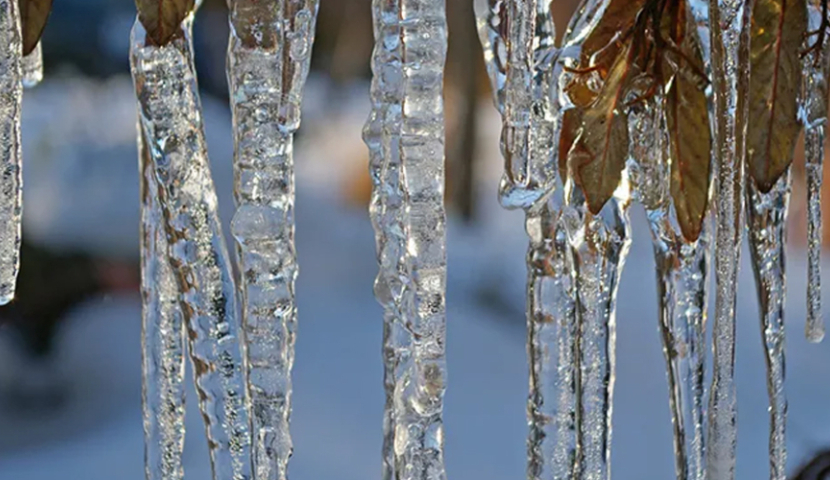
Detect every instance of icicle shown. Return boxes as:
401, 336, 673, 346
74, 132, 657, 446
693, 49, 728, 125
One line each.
800, 0, 828, 343
630, 99, 709, 480
525, 202, 578, 480
130, 15, 252, 480
473, 0, 558, 210
139, 131, 186, 480
0, 0, 22, 306
475, 2, 578, 479
364, 1, 449, 479
561, 193, 631, 480
21, 41, 42, 88
746, 172, 791, 480
706, 0, 754, 478
226, 2, 318, 479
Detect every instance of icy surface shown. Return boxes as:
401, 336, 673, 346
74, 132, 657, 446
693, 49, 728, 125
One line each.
0, 0, 22, 305
226, 2, 319, 479
130, 18, 252, 480
21, 42, 42, 89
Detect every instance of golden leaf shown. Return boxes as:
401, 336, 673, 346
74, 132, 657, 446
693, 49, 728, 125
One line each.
746, 0, 807, 192
18, 0, 52, 56
567, 50, 632, 214
135, 0, 195, 46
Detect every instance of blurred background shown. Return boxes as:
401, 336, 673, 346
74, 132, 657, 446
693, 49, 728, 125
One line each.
1, 0, 830, 479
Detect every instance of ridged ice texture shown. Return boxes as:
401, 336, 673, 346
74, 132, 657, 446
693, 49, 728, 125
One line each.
561, 194, 631, 480
525, 202, 578, 480
473, 0, 558, 209
747, 173, 791, 480
706, 1, 753, 479
0, 0, 22, 306
630, 101, 709, 480
140, 131, 186, 480
800, 0, 828, 343
130, 18, 252, 480
363, 1, 449, 480
21, 42, 42, 88
226, 2, 318, 479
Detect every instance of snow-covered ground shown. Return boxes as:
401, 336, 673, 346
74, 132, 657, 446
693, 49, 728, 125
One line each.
0, 75, 829, 479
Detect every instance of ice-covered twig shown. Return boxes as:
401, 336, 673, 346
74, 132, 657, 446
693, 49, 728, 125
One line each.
746, 172, 791, 480
364, 1, 449, 479
0, 0, 23, 305
226, 2, 318, 479
130, 15, 252, 480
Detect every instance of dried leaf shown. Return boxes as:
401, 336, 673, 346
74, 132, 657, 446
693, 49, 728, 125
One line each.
566, 50, 632, 214
580, 0, 649, 65
746, 0, 807, 192
135, 0, 195, 46
230, 0, 280, 49
18, 0, 52, 56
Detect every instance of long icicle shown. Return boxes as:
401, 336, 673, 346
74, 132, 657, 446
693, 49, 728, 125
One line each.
0, 0, 23, 305
364, 1, 449, 479
130, 15, 253, 480
139, 130, 187, 480
226, 2, 319, 479
21, 41, 42, 88
474, 2, 578, 479
706, 1, 753, 478
746, 172, 791, 480
630, 98, 710, 480
801, 0, 829, 343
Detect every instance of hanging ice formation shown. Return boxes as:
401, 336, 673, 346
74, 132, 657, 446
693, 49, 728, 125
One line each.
21, 41, 42, 88
226, 2, 318, 479
364, 0, 449, 479
802, 0, 829, 343
131, 9, 253, 480
0, 0, 22, 306
474, 2, 580, 480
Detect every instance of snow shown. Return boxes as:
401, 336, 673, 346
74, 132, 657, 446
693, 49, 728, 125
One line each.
0, 75, 828, 479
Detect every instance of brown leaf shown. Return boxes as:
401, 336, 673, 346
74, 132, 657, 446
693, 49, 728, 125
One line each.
135, 0, 195, 46
230, 1, 280, 49
18, 0, 52, 56
580, 0, 649, 66
746, 0, 807, 192
566, 49, 632, 214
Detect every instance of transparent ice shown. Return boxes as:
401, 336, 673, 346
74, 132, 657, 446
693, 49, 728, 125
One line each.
130, 16, 253, 480
226, 2, 319, 479
0, 0, 22, 306
363, 1, 449, 480
800, 0, 828, 343
21, 41, 42, 88
746, 172, 791, 480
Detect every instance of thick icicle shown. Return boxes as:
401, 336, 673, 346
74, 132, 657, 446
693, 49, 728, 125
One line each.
139, 132, 187, 480
746, 172, 791, 480
0, 0, 22, 306
130, 16, 252, 480
525, 203, 578, 480
706, 0, 753, 478
226, 2, 318, 479
630, 100, 710, 480
364, 1, 449, 479
474, 2, 578, 479
801, 0, 828, 343
473, 0, 558, 210
561, 194, 631, 480
21, 41, 41, 88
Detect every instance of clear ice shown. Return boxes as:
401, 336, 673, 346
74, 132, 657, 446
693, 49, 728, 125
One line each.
629, 99, 710, 480
130, 16, 253, 480
706, 1, 753, 478
801, 0, 828, 343
226, 2, 318, 479
364, 1, 449, 479
747, 172, 791, 480
21, 41, 42, 88
139, 131, 187, 480
0, 0, 22, 306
